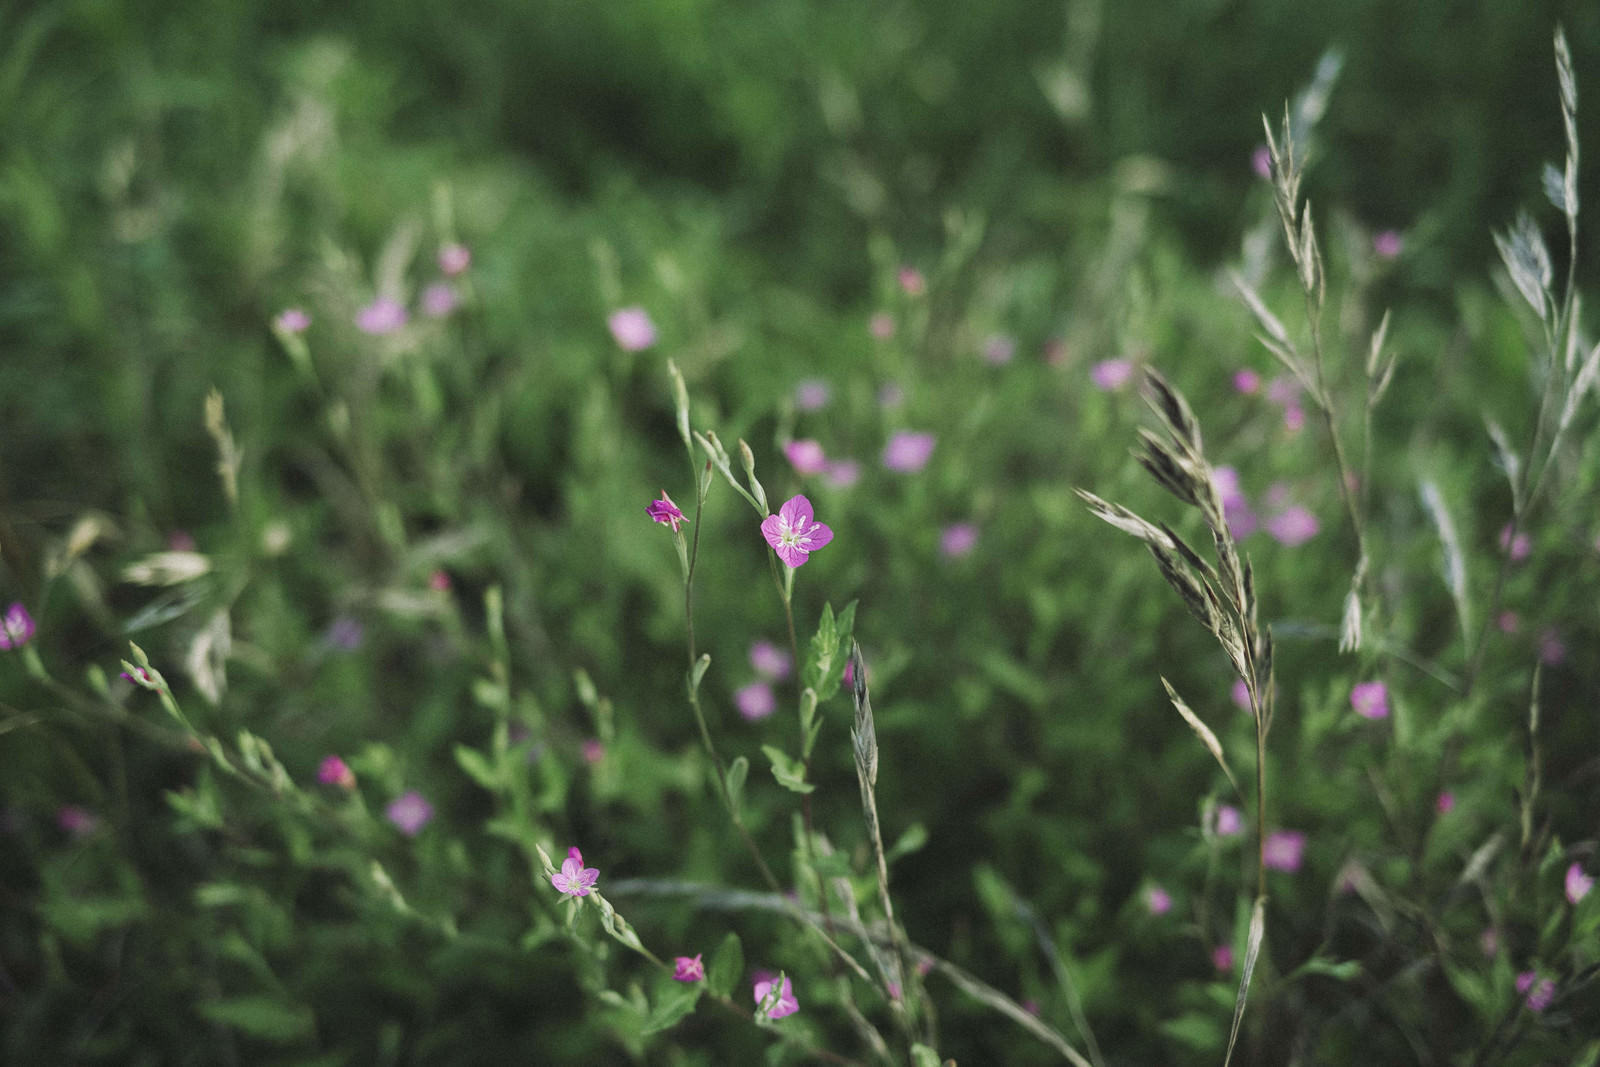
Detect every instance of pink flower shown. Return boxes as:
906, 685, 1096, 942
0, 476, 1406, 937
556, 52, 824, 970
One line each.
1265, 505, 1318, 547
794, 379, 831, 411
608, 307, 656, 351
1498, 524, 1530, 562
897, 267, 925, 296
1373, 230, 1404, 258
1516, 971, 1555, 1012
1212, 944, 1236, 972
1233, 368, 1261, 394
869, 312, 896, 340
1480, 927, 1500, 958
0, 602, 35, 650
317, 755, 356, 790
386, 790, 434, 835
1263, 830, 1306, 872
582, 738, 605, 763
1436, 792, 1455, 815
1212, 804, 1244, 837
735, 681, 776, 721
428, 570, 452, 592
1567, 862, 1594, 905
1230, 678, 1253, 712
647, 491, 688, 533
57, 805, 98, 837
883, 431, 936, 473
356, 297, 408, 335
421, 282, 458, 317
761, 495, 834, 568
1350, 680, 1389, 720
940, 522, 979, 559
749, 641, 792, 682
1498, 611, 1521, 633
1145, 885, 1173, 915
1252, 144, 1272, 180
982, 334, 1016, 365
438, 243, 471, 276
1538, 628, 1566, 665
1215, 467, 1259, 539
1090, 359, 1134, 391
552, 846, 600, 897
274, 308, 310, 333
753, 973, 799, 1019
673, 954, 705, 982
784, 439, 829, 476
824, 459, 861, 488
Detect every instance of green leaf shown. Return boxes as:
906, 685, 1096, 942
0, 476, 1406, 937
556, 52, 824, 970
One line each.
726, 756, 748, 815
810, 849, 852, 879
762, 745, 814, 794
454, 744, 499, 791
641, 984, 703, 1034
802, 602, 838, 693
689, 653, 711, 697
910, 1044, 944, 1067
198, 995, 314, 1042
708, 931, 743, 999
886, 822, 928, 864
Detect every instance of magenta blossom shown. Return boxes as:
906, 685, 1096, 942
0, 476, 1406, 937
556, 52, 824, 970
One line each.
438, 243, 471, 276
749, 641, 792, 682
421, 282, 458, 317
1516, 971, 1555, 1012
897, 266, 925, 296
552, 846, 600, 897
1350, 680, 1389, 720
317, 755, 356, 790
1265, 505, 1319, 546
581, 738, 605, 764
1145, 885, 1172, 915
869, 312, 896, 340
735, 681, 776, 722
0, 603, 35, 650
356, 297, 408, 335
647, 491, 688, 533
883, 431, 935, 473
274, 308, 310, 333
1252, 145, 1272, 180
1213, 944, 1236, 972
784, 439, 829, 476
940, 522, 979, 559
1373, 230, 1404, 258
1091, 359, 1135, 391
794, 379, 831, 411
1230, 678, 1253, 712
673, 954, 705, 982
386, 790, 434, 836
824, 459, 861, 488
753, 973, 799, 1019
1263, 830, 1306, 872
1233, 368, 1261, 394
1211, 804, 1244, 837
761, 495, 833, 568
57, 805, 99, 837
1436, 792, 1456, 815
608, 307, 656, 351
982, 334, 1016, 365
1567, 863, 1594, 905
1499, 524, 1531, 562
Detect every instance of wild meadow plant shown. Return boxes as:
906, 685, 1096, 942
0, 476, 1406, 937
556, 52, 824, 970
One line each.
2, 20, 1598, 1067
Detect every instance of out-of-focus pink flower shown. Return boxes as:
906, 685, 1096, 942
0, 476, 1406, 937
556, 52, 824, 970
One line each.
1252, 145, 1273, 180
823, 459, 860, 488
1516, 971, 1555, 1012
1480, 927, 1499, 958
1350, 680, 1389, 720
386, 790, 434, 835
167, 530, 197, 551
1436, 792, 1455, 815
57, 805, 98, 837
735, 681, 776, 722
673, 954, 705, 981
1145, 885, 1172, 915
897, 267, 925, 296
1214, 467, 1259, 539
428, 570, 452, 592
869, 312, 896, 340
1090, 359, 1134, 391
275, 308, 311, 333
608, 307, 656, 351
0, 603, 36, 650
552, 846, 600, 897
1230, 677, 1253, 712
421, 282, 458, 317
1233, 368, 1261, 394
794, 379, 831, 411
883, 431, 935, 473
784, 439, 829, 476
1566, 862, 1594, 905
356, 297, 408, 335
1263, 830, 1306, 872
581, 738, 605, 763
749, 641, 792, 682
753, 973, 799, 1019
438, 243, 471, 276
1212, 804, 1244, 837
1266, 505, 1319, 547
982, 334, 1016, 365
1538, 628, 1566, 665
317, 755, 356, 790
1498, 611, 1521, 633
1373, 230, 1404, 259
1499, 524, 1531, 562
761, 495, 833, 568
1213, 944, 1236, 972
940, 522, 979, 559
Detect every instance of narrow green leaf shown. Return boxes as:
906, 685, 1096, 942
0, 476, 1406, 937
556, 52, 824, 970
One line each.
885, 822, 929, 864
910, 1044, 944, 1067
726, 756, 748, 815
454, 744, 499, 791
641, 984, 703, 1035
1222, 896, 1266, 1067
762, 745, 814, 794
708, 931, 743, 999
197, 996, 314, 1042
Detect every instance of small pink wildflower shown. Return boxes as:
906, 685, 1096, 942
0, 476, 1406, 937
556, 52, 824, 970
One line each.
897, 266, 925, 296
981, 333, 1016, 365
1373, 230, 1404, 259
1436, 791, 1455, 815
428, 570, 452, 592
1252, 144, 1273, 180
1283, 403, 1305, 431
824, 459, 861, 488
57, 805, 98, 837
1498, 524, 1531, 562
1233, 368, 1261, 394
1566, 862, 1594, 905
421, 282, 458, 318
673, 954, 705, 982
0, 603, 35, 650
1263, 830, 1306, 872
385, 790, 434, 836
940, 522, 979, 559
1215, 467, 1259, 538
1212, 804, 1244, 837
1538, 628, 1566, 665
735, 681, 776, 722
608, 307, 656, 351
1516, 971, 1555, 1012
438, 243, 471, 276
647, 491, 688, 533
794, 379, 831, 411
1480, 927, 1499, 958
551, 846, 600, 897
1144, 885, 1173, 915
356, 297, 408, 335
749, 641, 792, 682
783, 439, 829, 476
274, 308, 310, 333
1266, 505, 1319, 547
1498, 611, 1521, 633
167, 529, 197, 551
753, 973, 799, 1019
761, 495, 834, 568
317, 755, 356, 790
869, 312, 896, 340
883, 431, 936, 473
1350, 680, 1389, 720
1230, 677, 1253, 712
581, 738, 605, 763
1090, 359, 1134, 391
1213, 944, 1236, 972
